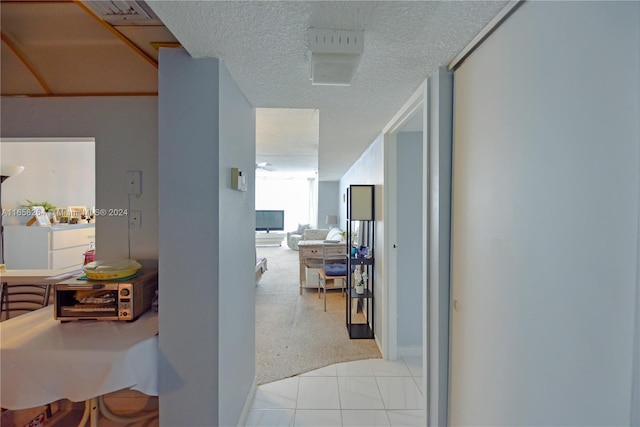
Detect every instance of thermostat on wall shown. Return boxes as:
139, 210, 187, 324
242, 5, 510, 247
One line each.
231, 167, 247, 192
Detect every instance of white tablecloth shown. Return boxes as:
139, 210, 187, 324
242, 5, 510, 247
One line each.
0, 305, 158, 410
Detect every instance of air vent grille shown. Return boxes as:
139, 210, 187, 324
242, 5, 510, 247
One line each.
308, 29, 364, 55
82, 0, 161, 25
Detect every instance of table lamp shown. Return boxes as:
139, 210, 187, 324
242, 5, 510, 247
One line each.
326, 214, 338, 229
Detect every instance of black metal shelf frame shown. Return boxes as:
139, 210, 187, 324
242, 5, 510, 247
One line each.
345, 184, 375, 340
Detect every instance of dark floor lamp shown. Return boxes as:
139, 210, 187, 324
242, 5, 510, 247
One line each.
1, 165, 25, 264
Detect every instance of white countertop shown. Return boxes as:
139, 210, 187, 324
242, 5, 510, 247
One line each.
4, 223, 95, 230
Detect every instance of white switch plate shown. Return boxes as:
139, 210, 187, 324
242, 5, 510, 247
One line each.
127, 171, 142, 195
129, 210, 141, 229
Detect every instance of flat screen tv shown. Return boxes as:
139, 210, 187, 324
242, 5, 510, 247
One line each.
256, 210, 284, 232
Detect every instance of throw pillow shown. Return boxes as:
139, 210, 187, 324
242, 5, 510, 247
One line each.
296, 223, 310, 234
325, 227, 343, 241
325, 264, 347, 276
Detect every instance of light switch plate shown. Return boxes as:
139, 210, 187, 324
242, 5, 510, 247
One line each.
127, 171, 142, 195
129, 210, 141, 229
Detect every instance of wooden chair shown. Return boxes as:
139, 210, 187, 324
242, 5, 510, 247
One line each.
318, 245, 347, 312
0, 282, 54, 418
0, 283, 52, 321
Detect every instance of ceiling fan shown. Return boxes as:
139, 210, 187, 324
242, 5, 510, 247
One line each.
255, 162, 276, 171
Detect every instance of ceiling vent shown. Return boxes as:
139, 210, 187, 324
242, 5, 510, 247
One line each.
82, 1, 161, 25
308, 29, 364, 86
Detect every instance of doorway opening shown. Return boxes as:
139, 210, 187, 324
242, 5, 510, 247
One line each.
0, 137, 96, 270
383, 83, 427, 423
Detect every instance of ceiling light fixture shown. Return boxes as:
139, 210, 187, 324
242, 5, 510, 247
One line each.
308, 28, 364, 86
256, 162, 276, 171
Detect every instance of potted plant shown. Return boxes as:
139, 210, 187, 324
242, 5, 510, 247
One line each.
23, 199, 57, 223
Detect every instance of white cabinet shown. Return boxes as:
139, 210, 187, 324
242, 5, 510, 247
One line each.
4, 224, 95, 269
255, 231, 285, 246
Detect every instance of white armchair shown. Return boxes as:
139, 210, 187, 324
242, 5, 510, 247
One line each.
287, 223, 311, 250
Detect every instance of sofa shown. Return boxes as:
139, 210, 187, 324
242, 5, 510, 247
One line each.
287, 225, 344, 250
303, 228, 331, 241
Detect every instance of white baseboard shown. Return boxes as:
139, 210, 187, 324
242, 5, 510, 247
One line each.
237, 377, 257, 427
397, 346, 423, 357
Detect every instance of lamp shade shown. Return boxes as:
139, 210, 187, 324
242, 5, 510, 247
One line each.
326, 214, 338, 226
0, 164, 25, 178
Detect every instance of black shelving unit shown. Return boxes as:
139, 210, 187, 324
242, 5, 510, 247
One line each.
346, 185, 375, 339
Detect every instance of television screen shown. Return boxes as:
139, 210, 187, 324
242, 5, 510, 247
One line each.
256, 210, 284, 232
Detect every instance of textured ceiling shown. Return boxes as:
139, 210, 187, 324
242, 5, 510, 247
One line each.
148, 0, 508, 180
256, 108, 319, 178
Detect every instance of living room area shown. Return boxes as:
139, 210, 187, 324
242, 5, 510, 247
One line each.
254, 163, 382, 385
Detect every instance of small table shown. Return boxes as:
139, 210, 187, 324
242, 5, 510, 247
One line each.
1, 268, 81, 285
297, 240, 347, 293
0, 305, 158, 426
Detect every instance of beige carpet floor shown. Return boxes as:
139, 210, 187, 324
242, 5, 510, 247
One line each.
255, 245, 382, 385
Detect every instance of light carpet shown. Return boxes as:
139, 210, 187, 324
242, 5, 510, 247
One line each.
255, 245, 382, 385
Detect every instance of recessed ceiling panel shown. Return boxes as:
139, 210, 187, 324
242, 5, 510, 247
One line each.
0, 39, 47, 95
25, 45, 158, 94
2, 2, 120, 46
1, 1, 159, 95
115, 25, 179, 61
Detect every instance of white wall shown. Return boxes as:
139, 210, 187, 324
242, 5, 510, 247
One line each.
218, 61, 256, 427
158, 49, 220, 425
0, 96, 158, 261
158, 48, 255, 427
395, 131, 423, 348
450, 2, 640, 425
318, 180, 340, 229
0, 139, 95, 225
340, 135, 385, 348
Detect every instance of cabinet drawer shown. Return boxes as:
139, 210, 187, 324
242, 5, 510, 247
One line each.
51, 227, 95, 250
324, 246, 346, 257
51, 246, 86, 269
300, 247, 322, 258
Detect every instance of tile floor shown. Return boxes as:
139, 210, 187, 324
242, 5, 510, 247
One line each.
246, 356, 425, 427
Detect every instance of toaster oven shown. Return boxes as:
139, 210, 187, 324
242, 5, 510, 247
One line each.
54, 269, 158, 321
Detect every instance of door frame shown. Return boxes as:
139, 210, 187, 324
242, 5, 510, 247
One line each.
382, 81, 428, 416
382, 70, 454, 426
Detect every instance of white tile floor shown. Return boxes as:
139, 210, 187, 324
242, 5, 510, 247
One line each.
246, 356, 425, 427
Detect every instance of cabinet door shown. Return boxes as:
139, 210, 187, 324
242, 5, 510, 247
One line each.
51, 246, 86, 269
3, 226, 49, 269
